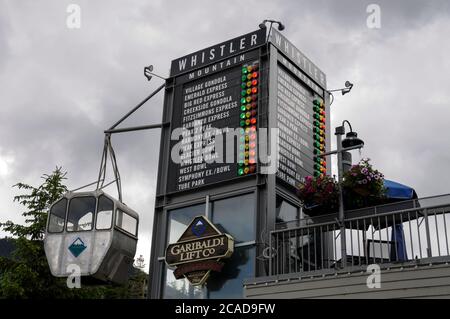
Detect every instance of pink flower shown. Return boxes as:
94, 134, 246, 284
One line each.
325, 183, 334, 193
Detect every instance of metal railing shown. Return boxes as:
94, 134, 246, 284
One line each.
268, 194, 450, 276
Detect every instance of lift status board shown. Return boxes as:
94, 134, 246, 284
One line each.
167, 58, 261, 193
270, 29, 328, 190
166, 35, 264, 193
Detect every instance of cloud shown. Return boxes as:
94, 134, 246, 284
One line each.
1, 0, 450, 272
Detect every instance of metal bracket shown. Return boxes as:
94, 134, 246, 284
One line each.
93, 83, 167, 201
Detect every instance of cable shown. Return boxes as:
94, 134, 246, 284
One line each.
95, 134, 123, 202
96, 135, 109, 190
328, 91, 335, 106
108, 136, 122, 202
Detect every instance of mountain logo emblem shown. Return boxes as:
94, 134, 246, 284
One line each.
68, 237, 87, 258
191, 220, 206, 237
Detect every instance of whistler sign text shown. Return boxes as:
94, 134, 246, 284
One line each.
170, 29, 265, 76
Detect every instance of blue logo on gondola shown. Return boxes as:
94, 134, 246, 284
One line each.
68, 237, 87, 258
192, 220, 206, 237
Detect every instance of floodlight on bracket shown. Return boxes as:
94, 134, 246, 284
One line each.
259, 19, 285, 42
144, 65, 167, 82
326, 81, 354, 106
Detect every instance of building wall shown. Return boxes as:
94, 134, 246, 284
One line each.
244, 263, 450, 299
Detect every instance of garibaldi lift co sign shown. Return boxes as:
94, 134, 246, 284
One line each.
165, 216, 234, 286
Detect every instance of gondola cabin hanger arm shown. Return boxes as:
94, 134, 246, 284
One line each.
44, 81, 167, 284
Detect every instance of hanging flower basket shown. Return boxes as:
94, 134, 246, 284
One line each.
342, 158, 387, 210
297, 158, 387, 214
303, 202, 338, 217
298, 175, 339, 217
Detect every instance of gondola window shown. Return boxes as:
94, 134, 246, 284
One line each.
96, 195, 113, 230
48, 198, 67, 233
67, 196, 96, 232
116, 209, 137, 236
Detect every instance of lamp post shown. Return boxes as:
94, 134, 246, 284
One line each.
316, 120, 364, 268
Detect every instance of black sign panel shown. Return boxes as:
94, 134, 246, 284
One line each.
276, 64, 325, 189
171, 29, 266, 77
269, 29, 327, 90
167, 51, 260, 193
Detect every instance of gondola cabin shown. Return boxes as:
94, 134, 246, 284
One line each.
44, 190, 139, 284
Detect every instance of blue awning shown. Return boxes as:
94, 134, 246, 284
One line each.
384, 179, 417, 200
391, 224, 408, 261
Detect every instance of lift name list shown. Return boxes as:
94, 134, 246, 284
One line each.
166, 234, 229, 265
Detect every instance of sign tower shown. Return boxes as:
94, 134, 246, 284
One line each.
149, 27, 329, 298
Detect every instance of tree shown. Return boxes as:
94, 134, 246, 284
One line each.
0, 167, 71, 298
0, 167, 135, 298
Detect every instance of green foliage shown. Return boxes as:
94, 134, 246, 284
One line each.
1, 169, 68, 241
0, 167, 69, 298
0, 167, 144, 299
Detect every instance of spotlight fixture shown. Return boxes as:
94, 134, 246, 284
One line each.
259, 19, 285, 32
258, 22, 267, 29
341, 81, 354, 96
144, 65, 166, 82
326, 80, 354, 105
144, 65, 154, 81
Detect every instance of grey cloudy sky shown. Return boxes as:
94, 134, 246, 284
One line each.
1, 0, 449, 272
